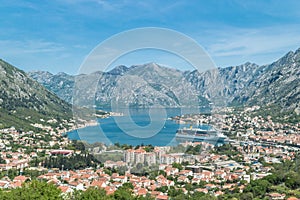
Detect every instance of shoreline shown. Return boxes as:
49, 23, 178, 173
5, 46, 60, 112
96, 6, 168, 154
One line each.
61, 109, 124, 135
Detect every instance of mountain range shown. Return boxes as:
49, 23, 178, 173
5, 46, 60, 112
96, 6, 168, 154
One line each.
29, 49, 300, 114
0, 59, 72, 130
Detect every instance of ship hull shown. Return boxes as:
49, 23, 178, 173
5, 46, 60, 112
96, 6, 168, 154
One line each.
175, 128, 228, 144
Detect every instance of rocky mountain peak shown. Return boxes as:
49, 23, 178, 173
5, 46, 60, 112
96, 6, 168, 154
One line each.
107, 65, 129, 75
28, 49, 300, 113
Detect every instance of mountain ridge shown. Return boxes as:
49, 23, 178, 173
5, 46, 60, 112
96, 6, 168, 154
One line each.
28, 49, 300, 113
0, 59, 72, 130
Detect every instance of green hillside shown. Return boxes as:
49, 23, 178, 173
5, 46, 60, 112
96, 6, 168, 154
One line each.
0, 59, 72, 131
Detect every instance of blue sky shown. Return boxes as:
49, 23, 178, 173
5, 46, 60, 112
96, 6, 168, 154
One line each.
1, 0, 300, 74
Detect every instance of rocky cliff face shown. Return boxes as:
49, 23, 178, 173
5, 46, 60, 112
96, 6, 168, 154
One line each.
28, 49, 300, 113
234, 50, 300, 113
28, 71, 74, 103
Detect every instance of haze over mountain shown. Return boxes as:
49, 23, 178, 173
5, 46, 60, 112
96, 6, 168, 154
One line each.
0, 59, 72, 130
28, 49, 300, 114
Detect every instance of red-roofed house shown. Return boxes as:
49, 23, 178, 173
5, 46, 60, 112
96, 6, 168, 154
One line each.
136, 188, 148, 197
156, 194, 169, 200
13, 175, 30, 183
58, 185, 72, 193
91, 180, 106, 188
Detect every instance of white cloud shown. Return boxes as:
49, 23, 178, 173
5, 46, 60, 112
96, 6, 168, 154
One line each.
206, 25, 300, 58
0, 39, 65, 56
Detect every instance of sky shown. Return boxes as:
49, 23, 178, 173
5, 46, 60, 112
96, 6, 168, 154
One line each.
1, 0, 300, 74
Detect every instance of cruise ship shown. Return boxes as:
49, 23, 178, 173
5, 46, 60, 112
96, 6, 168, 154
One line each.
176, 126, 228, 144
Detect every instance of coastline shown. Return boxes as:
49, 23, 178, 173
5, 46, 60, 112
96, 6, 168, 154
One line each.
60, 120, 99, 136
60, 110, 124, 136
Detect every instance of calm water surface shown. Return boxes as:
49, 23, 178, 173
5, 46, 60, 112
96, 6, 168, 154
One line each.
67, 108, 210, 146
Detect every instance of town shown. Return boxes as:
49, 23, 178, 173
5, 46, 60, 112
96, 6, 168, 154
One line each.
0, 106, 299, 200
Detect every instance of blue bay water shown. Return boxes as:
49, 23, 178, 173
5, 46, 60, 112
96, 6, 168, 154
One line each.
67, 108, 210, 146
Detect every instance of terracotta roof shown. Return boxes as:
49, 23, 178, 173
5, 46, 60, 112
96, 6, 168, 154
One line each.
156, 194, 169, 200
137, 188, 148, 196
11, 181, 22, 188
13, 176, 29, 182
91, 180, 105, 188
58, 185, 71, 193
287, 197, 299, 200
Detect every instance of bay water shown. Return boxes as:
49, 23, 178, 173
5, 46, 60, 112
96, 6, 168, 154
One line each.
67, 108, 211, 146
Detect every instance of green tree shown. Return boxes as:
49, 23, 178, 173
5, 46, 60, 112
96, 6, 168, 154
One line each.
190, 192, 216, 200
0, 180, 62, 200
245, 179, 271, 198
172, 163, 183, 170
155, 186, 168, 193
113, 188, 133, 200
240, 192, 254, 200
75, 187, 108, 200
122, 182, 134, 190
168, 186, 184, 197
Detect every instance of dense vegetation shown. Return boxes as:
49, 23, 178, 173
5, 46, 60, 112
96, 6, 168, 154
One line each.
41, 154, 100, 170
0, 181, 62, 200
250, 104, 300, 124
0, 181, 154, 200
0, 180, 218, 200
